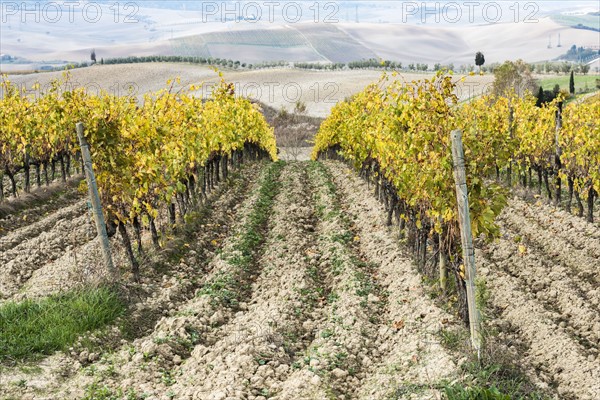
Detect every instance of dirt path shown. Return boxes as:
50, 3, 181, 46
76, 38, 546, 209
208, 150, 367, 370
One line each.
271, 161, 390, 399
163, 162, 328, 399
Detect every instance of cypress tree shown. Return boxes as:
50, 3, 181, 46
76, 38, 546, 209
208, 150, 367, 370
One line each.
569, 70, 575, 94
536, 86, 544, 107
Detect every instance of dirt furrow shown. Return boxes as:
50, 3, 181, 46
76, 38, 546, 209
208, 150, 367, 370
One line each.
0, 200, 86, 253
509, 197, 600, 258
271, 161, 389, 399
2, 163, 267, 400
163, 162, 328, 399
17, 233, 133, 301
499, 201, 599, 287
481, 239, 599, 354
0, 206, 95, 301
486, 223, 600, 351
477, 250, 600, 400
0, 178, 84, 236
325, 161, 459, 400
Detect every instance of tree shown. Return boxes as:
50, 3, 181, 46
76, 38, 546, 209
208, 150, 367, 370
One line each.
536, 86, 544, 107
569, 70, 575, 94
91, 49, 97, 64
491, 60, 537, 97
293, 100, 307, 116
533, 64, 542, 74
475, 51, 485, 72
543, 61, 551, 74
580, 63, 590, 75
536, 86, 557, 107
553, 84, 561, 96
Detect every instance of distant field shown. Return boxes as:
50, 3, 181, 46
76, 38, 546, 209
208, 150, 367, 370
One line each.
169, 24, 379, 64
551, 13, 600, 30
538, 74, 600, 92
171, 35, 212, 58
202, 29, 307, 47
6, 63, 494, 117
3, 3, 600, 69
294, 24, 378, 63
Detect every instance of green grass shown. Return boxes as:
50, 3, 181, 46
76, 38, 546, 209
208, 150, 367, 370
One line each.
442, 358, 550, 400
443, 385, 511, 400
538, 75, 599, 93
0, 287, 125, 362
228, 161, 284, 269
438, 320, 551, 398
82, 383, 140, 400
199, 161, 284, 307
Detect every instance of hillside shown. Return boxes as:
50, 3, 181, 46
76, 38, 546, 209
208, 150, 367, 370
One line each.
6, 64, 495, 117
1, 0, 598, 72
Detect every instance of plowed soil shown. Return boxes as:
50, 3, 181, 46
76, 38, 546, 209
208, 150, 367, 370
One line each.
1, 160, 599, 400
477, 197, 600, 400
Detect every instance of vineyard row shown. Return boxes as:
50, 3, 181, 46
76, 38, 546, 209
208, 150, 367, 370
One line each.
312, 72, 599, 321
0, 73, 278, 277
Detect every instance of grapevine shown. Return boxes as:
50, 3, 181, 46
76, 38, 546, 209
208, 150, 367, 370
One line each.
313, 72, 599, 319
0, 73, 277, 277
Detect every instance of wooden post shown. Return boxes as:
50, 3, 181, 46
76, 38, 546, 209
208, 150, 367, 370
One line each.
554, 102, 562, 205
76, 122, 117, 279
451, 129, 482, 358
507, 107, 514, 187
437, 217, 448, 292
